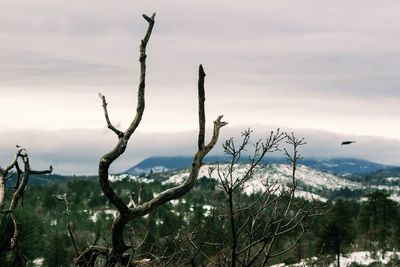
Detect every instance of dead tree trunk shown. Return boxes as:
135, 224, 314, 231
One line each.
0, 147, 52, 266
0, 149, 22, 209
76, 13, 227, 266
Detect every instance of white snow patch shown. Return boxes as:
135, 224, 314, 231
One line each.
386, 177, 400, 182
330, 251, 400, 267
109, 173, 129, 182
389, 194, 400, 202
108, 174, 154, 183
370, 184, 400, 191
90, 209, 119, 222
271, 251, 400, 266
294, 190, 327, 202
32, 258, 44, 266
170, 199, 179, 206
162, 173, 186, 185
203, 205, 213, 217
150, 166, 169, 173
130, 166, 169, 174
171, 209, 180, 216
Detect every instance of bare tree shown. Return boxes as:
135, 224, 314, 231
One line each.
0, 146, 53, 266
53, 194, 79, 256
170, 130, 322, 266
0, 149, 21, 210
75, 13, 227, 266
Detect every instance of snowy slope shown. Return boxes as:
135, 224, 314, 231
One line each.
161, 163, 363, 202
117, 163, 400, 203
125, 156, 395, 176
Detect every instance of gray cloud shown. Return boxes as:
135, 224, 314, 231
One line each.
0, 50, 130, 86
0, 125, 399, 175
1, 0, 400, 94
0, 0, 399, 158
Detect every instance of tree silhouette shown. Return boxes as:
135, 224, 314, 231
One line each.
0, 147, 52, 266
73, 13, 227, 266
164, 130, 323, 266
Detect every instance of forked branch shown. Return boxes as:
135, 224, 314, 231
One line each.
54, 194, 79, 254
92, 12, 227, 265
0, 148, 23, 208
127, 65, 227, 218
98, 12, 156, 217
99, 93, 123, 138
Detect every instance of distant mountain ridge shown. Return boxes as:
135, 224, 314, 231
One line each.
125, 156, 396, 176
297, 158, 396, 176
8, 157, 395, 187
125, 156, 227, 175
347, 166, 400, 183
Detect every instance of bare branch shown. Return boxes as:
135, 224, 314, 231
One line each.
98, 12, 157, 221
141, 13, 156, 47
198, 64, 206, 151
0, 148, 23, 208
138, 185, 144, 206
9, 153, 53, 211
270, 222, 306, 258
54, 194, 79, 254
4, 172, 15, 182
30, 165, 53, 175
74, 246, 108, 266
3, 148, 23, 174
128, 192, 137, 208
10, 213, 18, 249
99, 93, 124, 138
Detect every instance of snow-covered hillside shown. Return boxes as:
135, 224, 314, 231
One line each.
125, 156, 395, 176
115, 163, 400, 203
161, 163, 361, 201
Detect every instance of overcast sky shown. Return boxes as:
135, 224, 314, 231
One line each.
1, 1, 400, 174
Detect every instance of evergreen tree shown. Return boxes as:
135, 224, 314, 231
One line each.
0, 211, 43, 266
317, 199, 356, 267
357, 191, 399, 257
43, 232, 70, 267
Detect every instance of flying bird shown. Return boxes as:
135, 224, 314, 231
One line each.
341, 141, 356, 145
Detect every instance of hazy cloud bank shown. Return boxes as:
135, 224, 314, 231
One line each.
0, 125, 399, 175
